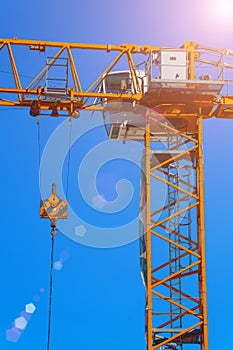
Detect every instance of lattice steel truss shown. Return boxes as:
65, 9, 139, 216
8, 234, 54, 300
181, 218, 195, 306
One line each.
145, 116, 208, 350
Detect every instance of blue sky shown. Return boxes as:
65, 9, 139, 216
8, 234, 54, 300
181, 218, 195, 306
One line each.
0, 1, 233, 349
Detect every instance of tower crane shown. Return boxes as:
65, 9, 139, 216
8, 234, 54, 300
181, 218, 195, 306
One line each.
1, 37, 233, 350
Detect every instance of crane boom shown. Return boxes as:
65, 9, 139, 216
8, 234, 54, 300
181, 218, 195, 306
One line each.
0, 38, 233, 118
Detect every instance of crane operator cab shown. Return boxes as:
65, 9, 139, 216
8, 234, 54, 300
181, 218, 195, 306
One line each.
102, 70, 147, 95
101, 69, 195, 142
101, 70, 149, 142
103, 106, 147, 142
101, 69, 191, 143
101, 47, 225, 141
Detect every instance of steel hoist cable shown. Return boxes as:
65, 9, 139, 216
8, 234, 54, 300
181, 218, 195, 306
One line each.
37, 118, 69, 350
47, 227, 57, 350
37, 117, 42, 189
37, 119, 56, 350
66, 118, 73, 200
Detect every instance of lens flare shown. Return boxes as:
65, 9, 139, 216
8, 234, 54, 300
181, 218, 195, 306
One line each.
25, 303, 36, 314
54, 260, 63, 270
14, 317, 28, 330
6, 328, 21, 343
6, 291, 42, 343
215, 0, 233, 16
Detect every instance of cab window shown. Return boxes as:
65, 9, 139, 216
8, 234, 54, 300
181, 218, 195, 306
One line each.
105, 73, 131, 93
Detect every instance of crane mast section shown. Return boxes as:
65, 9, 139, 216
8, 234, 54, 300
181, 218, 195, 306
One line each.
141, 114, 208, 349
0, 38, 233, 119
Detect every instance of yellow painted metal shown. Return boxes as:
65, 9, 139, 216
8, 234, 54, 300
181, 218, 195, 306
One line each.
152, 289, 202, 318
6, 43, 22, 101
26, 46, 66, 90
145, 114, 208, 349
0, 38, 232, 119
184, 41, 198, 81
1, 38, 233, 350
151, 202, 199, 231
153, 322, 202, 350
145, 117, 153, 350
151, 228, 200, 259
150, 145, 198, 172
85, 50, 125, 93
67, 47, 82, 92
40, 183, 68, 225
0, 37, 161, 52
150, 173, 199, 200
152, 261, 201, 290
197, 116, 209, 350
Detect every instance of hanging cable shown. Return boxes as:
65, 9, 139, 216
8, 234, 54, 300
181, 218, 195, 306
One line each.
47, 226, 57, 350
40, 184, 67, 350
37, 117, 42, 193
66, 118, 72, 200
37, 119, 41, 169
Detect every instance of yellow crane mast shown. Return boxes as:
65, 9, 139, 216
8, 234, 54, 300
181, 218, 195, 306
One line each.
1, 38, 233, 350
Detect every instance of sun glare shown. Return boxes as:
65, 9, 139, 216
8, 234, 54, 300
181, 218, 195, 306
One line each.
216, 0, 233, 15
